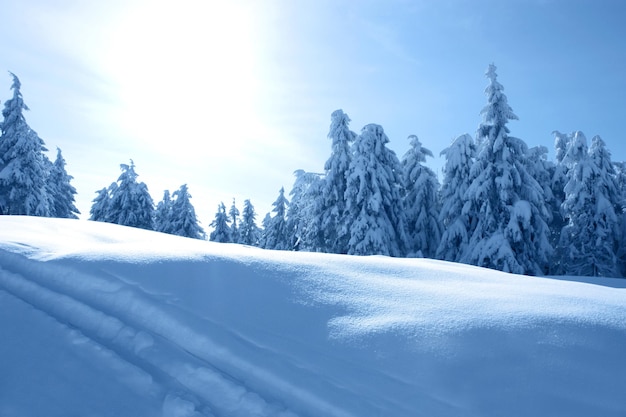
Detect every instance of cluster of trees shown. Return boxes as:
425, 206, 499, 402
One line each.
259, 64, 626, 278
3, 68, 626, 278
0, 73, 79, 218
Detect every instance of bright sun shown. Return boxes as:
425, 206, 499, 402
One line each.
104, 0, 263, 161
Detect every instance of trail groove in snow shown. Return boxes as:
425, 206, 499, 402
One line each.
0, 250, 346, 417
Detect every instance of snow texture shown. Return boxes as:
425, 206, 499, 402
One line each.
1, 216, 626, 417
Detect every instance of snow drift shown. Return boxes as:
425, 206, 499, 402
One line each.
1, 216, 625, 417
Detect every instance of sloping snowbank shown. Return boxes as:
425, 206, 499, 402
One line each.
1, 216, 625, 417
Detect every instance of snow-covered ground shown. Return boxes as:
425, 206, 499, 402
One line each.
1, 216, 625, 417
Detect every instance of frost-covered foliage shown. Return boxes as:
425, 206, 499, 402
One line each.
559, 133, 621, 277
262, 187, 291, 250
462, 65, 552, 275
169, 184, 205, 240
225, 199, 239, 243
401, 135, 441, 258
89, 187, 111, 222
209, 202, 231, 243
103, 161, 154, 230
47, 148, 80, 219
344, 124, 407, 257
319, 109, 357, 253
154, 190, 174, 234
436, 133, 476, 262
239, 199, 260, 246
0, 73, 50, 216
287, 170, 324, 251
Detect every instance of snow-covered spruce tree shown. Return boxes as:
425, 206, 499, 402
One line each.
0, 72, 50, 216
228, 198, 240, 243
262, 187, 291, 250
436, 133, 476, 262
169, 184, 205, 240
401, 135, 441, 258
154, 190, 174, 234
286, 169, 324, 251
47, 148, 80, 218
106, 161, 154, 230
461, 64, 552, 275
613, 161, 626, 275
257, 212, 272, 248
239, 199, 260, 246
318, 109, 358, 253
559, 132, 621, 277
209, 202, 231, 243
344, 124, 408, 257
89, 187, 111, 222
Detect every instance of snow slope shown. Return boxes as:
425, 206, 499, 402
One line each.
1, 216, 625, 417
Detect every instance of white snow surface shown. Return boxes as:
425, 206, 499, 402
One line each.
1, 216, 626, 417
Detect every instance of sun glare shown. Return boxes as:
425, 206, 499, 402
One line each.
104, 0, 263, 163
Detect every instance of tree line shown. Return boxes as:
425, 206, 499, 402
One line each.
1, 67, 625, 278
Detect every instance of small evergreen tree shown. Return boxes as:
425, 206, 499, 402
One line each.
106, 161, 154, 230
154, 190, 174, 234
228, 198, 240, 243
559, 132, 621, 277
287, 170, 324, 252
401, 135, 441, 258
209, 202, 231, 243
47, 148, 80, 219
89, 187, 111, 222
436, 133, 476, 262
344, 124, 408, 257
0, 72, 50, 216
170, 184, 205, 240
262, 187, 291, 250
239, 199, 260, 246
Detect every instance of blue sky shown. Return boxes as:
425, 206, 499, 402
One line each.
1, 0, 625, 226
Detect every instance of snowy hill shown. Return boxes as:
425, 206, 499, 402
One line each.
1, 217, 626, 417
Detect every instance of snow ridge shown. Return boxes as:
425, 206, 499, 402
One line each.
0, 249, 350, 417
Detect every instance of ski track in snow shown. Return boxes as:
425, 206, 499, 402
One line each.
0, 249, 349, 417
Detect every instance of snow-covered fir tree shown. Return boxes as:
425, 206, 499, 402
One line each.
436, 133, 476, 262
228, 198, 240, 243
0, 73, 50, 216
209, 202, 231, 243
559, 132, 621, 277
318, 109, 357, 253
89, 187, 111, 222
286, 170, 323, 251
401, 135, 441, 258
105, 161, 154, 230
257, 212, 272, 249
462, 64, 552, 275
344, 124, 408, 257
47, 148, 80, 218
154, 190, 174, 234
262, 187, 291, 250
239, 199, 260, 246
170, 184, 205, 240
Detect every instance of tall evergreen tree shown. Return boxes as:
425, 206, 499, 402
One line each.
209, 202, 231, 243
319, 109, 357, 253
262, 187, 291, 250
47, 148, 80, 218
344, 124, 407, 257
559, 132, 621, 277
154, 190, 174, 234
170, 184, 205, 240
228, 198, 240, 243
106, 161, 154, 230
0, 72, 50, 216
239, 199, 260, 246
401, 135, 441, 258
436, 133, 476, 262
462, 64, 552, 275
